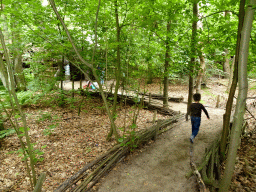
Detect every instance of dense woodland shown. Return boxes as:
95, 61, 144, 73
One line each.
0, 0, 256, 191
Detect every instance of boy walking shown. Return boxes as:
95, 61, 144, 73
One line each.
188, 93, 210, 143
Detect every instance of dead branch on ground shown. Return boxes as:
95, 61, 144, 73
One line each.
54, 114, 184, 192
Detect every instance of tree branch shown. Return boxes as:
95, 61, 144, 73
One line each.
91, 0, 101, 64
200, 10, 238, 20
48, 0, 119, 141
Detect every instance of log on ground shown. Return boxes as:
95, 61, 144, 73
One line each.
138, 92, 184, 103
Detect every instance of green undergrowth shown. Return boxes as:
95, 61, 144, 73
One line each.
0, 129, 15, 139
249, 81, 256, 90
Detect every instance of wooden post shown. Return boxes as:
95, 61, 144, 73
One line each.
110, 82, 113, 94
153, 120, 161, 141
149, 93, 152, 105
153, 110, 157, 124
216, 95, 220, 108
80, 77, 82, 89
72, 79, 75, 98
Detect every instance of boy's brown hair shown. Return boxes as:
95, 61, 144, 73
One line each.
193, 93, 201, 102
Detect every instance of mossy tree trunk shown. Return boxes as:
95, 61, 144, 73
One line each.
219, 0, 256, 190
220, 0, 245, 161
107, 0, 121, 141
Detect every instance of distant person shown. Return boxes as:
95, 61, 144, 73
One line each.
188, 93, 210, 143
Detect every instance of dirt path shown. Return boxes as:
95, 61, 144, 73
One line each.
96, 101, 224, 192
60, 79, 225, 191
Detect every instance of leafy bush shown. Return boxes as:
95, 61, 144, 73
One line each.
7, 143, 46, 163
0, 129, 15, 139
17, 91, 35, 105
36, 111, 52, 123
43, 124, 57, 136
248, 67, 256, 79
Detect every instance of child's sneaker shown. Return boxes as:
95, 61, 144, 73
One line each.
190, 136, 194, 143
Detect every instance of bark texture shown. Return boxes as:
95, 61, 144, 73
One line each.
223, 49, 231, 79
226, 55, 235, 92
163, 21, 171, 108
107, 0, 121, 140
195, 53, 205, 93
186, 0, 198, 120
219, 0, 256, 191
220, 0, 246, 160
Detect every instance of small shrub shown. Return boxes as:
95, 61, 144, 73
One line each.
43, 124, 57, 136
36, 111, 52, 123
7, 143, 46, 163
0, 129, 15, 138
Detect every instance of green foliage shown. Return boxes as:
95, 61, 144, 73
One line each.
43, 124, 57, 136
27, 77, 58, 92
7, 143, 45, 163
118, 123, 138, 152
17, 91, 35, 105
56, 90, 66, 107
36, 111, 52, 123
0, 129, 15, 139
248, 67, 256, 79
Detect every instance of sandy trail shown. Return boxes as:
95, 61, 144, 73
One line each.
96, 102, 224, 192
60, 79, 225, 191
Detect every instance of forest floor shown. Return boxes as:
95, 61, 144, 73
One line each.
0, 77, 256, 191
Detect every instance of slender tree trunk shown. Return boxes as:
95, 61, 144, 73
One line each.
0, 53, 9, 89
223, 49, 231, 79
147, 33, 153, 84
49, 0, 119, 142
107, 0, 121, 140
186, 0, 198, 120
13, 53, 26, 91
226, 55, 235, 92
0, 27, 37, 187
195, 53, 205, 93
163, 21, 171, 108
219, 1, 255, 190
11, 17, 26, 91
220, 0, 246, 160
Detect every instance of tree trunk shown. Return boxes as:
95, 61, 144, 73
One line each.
223, 49, 231, 79
195, 53, 205, 93
0, 27, 37, 188
13, 53, 26, 91
220, 0, 246, 161
147, 34, 153, 84
186, 0, 198, 120
163, 21, 171, 108
219, 0, 255, 191
11, 18, 26, 91
0, 53, 9, 89
226, 55, 235, 92
107, 0, 121, 140
49, 0, 119, 143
